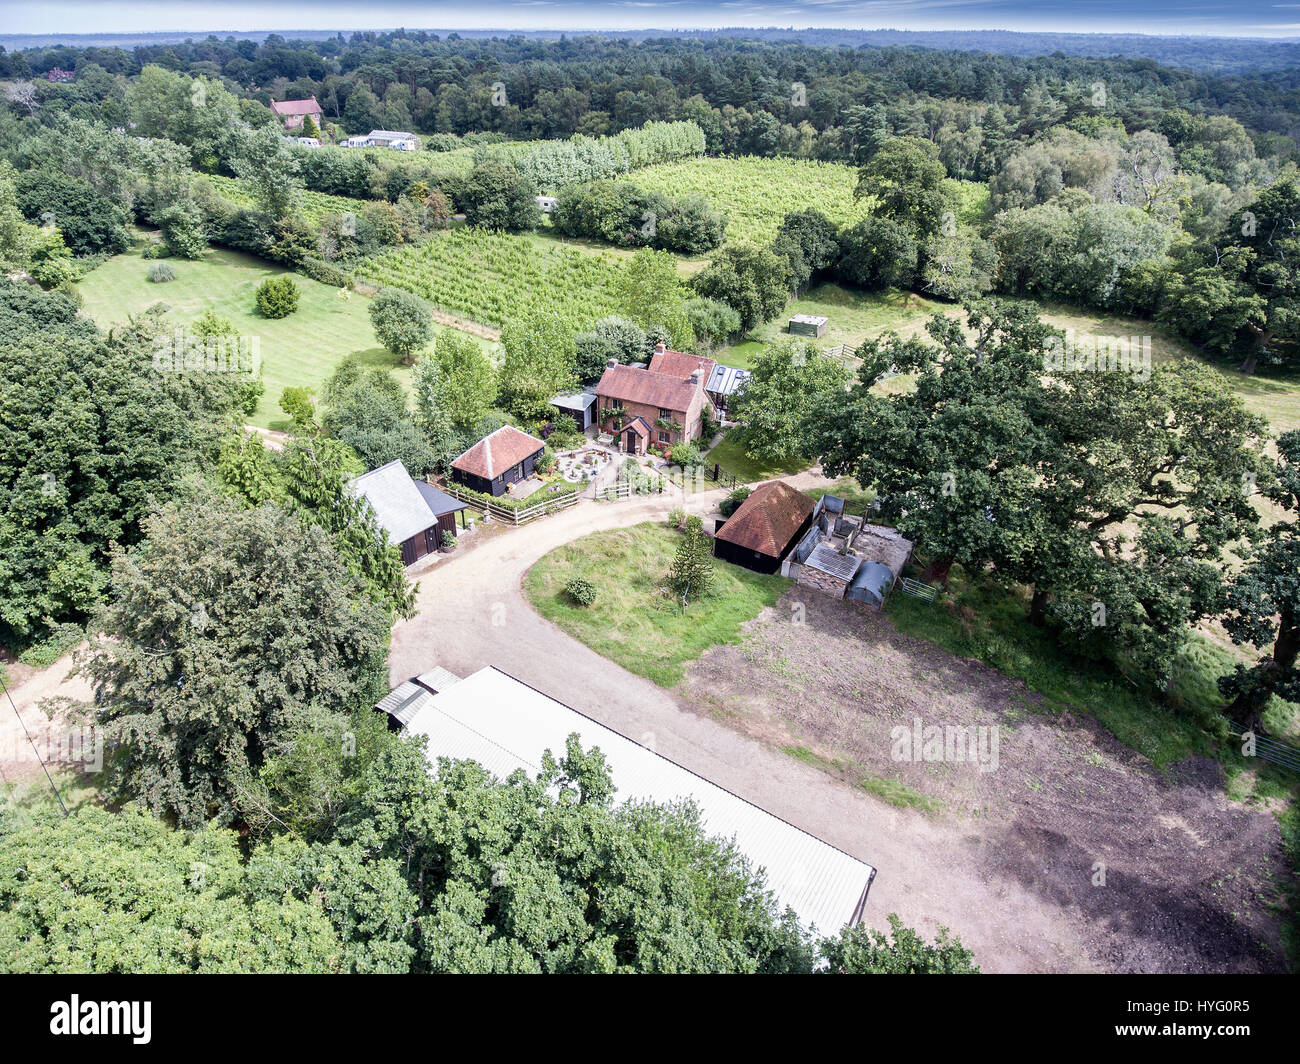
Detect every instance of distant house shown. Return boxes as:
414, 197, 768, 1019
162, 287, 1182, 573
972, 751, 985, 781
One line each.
713, 480, 816, 574
45, 68, 76, 83
350, 460, 468, 567
271, 96, 324, 132
595, 343, 712, 454
550, 390, 597, 432
450, 425, 547, 497
703, 363, 751, 416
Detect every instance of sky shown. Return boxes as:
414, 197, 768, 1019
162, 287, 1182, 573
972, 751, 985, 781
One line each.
2, 0, 1298, 39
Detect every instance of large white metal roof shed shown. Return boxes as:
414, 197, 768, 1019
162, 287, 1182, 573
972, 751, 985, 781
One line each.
399, 665, 876, 934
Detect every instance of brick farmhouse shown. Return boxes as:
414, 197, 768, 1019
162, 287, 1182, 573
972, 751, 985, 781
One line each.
594, 343, 715, 454
271, 96, 324, 131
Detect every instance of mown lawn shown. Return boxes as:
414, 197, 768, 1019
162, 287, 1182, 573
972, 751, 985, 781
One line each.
76, 235, 409, 430
705, 430, 811, 482
523, 522, 790, 687
804, 477, 875, 511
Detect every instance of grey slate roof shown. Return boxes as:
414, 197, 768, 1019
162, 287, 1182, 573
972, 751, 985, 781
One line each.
413, 480, 468, 517
349, 460, 438, 544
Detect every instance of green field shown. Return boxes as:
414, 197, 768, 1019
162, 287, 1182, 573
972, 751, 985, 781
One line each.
524, 522, 790, 687
634, 156, 873, 247
76, 237, 410, 430
354, 226, 625, 327
202, 174, 370, 225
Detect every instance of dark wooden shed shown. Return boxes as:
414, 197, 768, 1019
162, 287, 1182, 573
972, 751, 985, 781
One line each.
713, 480, 816, 574
450, 425, 547, 497
351, 460, 466, 567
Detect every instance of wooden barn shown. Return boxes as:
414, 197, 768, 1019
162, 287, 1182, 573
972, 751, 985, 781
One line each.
713, 480, 816, 574
350, 460, 468, 567
450, 425, 546, 497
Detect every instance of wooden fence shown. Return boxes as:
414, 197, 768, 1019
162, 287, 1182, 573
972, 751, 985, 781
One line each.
596, 476, 668, 502
442, 482, 580, 525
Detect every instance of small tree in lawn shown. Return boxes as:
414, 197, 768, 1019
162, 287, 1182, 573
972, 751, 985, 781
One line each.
667, 515, 714, 609
369, 287, 433, 365
256, 275, 299, 319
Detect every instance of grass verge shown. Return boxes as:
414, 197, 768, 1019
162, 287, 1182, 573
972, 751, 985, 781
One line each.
524, 522, 789, 687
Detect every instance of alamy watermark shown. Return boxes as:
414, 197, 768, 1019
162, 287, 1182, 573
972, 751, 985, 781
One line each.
1, 723, 103, 773
890, 717, 1000, 773
152, 329, 261, 376
1043, 330, 1152, 382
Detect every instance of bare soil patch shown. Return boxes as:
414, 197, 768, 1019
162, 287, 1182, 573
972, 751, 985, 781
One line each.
680, 589, 1287, 973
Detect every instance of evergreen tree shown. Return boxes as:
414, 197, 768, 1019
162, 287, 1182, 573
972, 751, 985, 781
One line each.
667, 516, 715, 608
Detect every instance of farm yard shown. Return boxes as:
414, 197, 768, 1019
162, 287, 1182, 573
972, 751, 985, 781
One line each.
9, 19, 1300, 987
353, 226, 625, 327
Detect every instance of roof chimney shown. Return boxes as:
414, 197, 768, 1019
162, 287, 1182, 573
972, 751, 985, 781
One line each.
654, 341, 667, 354
689, 369, 701, 384
607, 358, 618, 368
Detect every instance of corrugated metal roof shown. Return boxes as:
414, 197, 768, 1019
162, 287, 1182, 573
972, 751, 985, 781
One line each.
805, 543, 862, 582
349, 460, 437, 544
375, 681, 430, 727
403, 666, 875, 933
551, 391, 597, 411
847, 561, 895, 605
415, 666, 462, 694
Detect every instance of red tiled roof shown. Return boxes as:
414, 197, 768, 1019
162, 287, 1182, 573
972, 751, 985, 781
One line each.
648, 349, 716, 381
715, 480, 815, 558
271, 97, 322, 116
596, 364, 698, 413
451, 425, 545, 481
623, 416, 651, 439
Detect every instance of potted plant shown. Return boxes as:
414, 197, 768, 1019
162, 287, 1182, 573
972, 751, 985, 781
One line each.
441, 529, 457, 553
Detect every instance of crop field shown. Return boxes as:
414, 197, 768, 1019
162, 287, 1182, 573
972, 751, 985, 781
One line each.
354, 226, 625, 326
632, 156, 873, 246
202, 174, 369, 224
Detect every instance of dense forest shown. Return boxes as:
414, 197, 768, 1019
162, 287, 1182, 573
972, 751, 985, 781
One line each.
4, 31, 1300, 155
